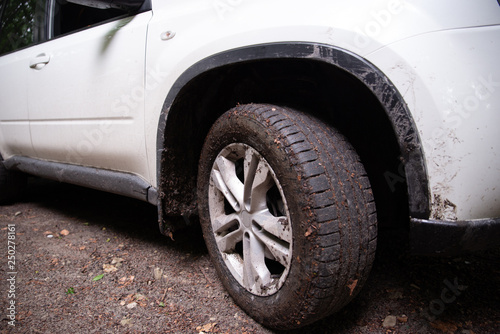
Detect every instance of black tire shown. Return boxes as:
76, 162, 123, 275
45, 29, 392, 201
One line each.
197, 104, 377, 329
0, 154, 26, 204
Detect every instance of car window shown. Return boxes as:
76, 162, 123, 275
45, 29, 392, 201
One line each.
0, 1, 134, 55
52, 0, 128, 38
0, 0, 46, 55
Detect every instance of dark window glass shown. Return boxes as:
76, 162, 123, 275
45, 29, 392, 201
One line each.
0, 0, 39, 55
53, 1, 127, 37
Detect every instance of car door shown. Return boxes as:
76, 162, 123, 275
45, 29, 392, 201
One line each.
27, 0, 152, 179
0, 0, 45, 159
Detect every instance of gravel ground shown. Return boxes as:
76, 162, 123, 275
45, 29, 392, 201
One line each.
1, 178, 499, 333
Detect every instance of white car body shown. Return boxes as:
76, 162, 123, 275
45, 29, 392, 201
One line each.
144, 0, 500, 222
0, 0, 499, 254
1, 0, 499, 329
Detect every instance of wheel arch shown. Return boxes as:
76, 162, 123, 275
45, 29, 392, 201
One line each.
156, 42, 430, 234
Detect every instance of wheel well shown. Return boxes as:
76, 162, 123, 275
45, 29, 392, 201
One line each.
160, 58, 409, 229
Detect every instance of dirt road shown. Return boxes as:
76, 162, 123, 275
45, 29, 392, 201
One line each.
1, 178, 499, 333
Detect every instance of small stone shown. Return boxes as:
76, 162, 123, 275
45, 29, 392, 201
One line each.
126, 302, 137, 309
383, 315, 397, 328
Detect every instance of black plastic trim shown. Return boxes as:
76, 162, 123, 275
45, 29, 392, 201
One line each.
410, 217, 500, 256
157, 42, 430, 221
4, 156, 157, 205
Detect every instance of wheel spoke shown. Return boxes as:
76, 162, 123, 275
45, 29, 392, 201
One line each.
253, 211, 292, 243
212, 156, 244, 211
243, 150, 274, 212
252, 212, 292, 267
242, 232, 271, 292
243, 148, 259, 208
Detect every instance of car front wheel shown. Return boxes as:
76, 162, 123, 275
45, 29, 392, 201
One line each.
197, 104, 377, 329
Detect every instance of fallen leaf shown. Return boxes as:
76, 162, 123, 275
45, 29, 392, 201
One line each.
60, 229, 70, 236
397, 315, 408, 323
153, 267, 163, 280
347, 279, 358, 296
430, 320, 458, 333
120, 318, 132, 326
134, 293, 147, 301
92, 274, 105, 281
118, 276, 135, 287
103, 264, 118, 273
196, 322, 217, 333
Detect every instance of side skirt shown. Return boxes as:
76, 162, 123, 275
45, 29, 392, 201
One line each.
3, 156, 158, 205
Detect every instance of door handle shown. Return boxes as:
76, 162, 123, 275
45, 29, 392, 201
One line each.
30, 53, 51, 69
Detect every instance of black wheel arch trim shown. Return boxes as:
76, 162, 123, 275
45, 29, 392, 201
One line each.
410, 217, 500, 256
156, 42, 431, 233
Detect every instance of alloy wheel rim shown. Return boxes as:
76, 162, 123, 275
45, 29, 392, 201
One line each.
208, 143, 292, 296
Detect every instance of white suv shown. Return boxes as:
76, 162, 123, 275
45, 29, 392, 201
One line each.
1, 0, 499, 329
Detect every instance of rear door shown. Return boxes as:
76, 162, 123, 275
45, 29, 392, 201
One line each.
27, 1, 152, 179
